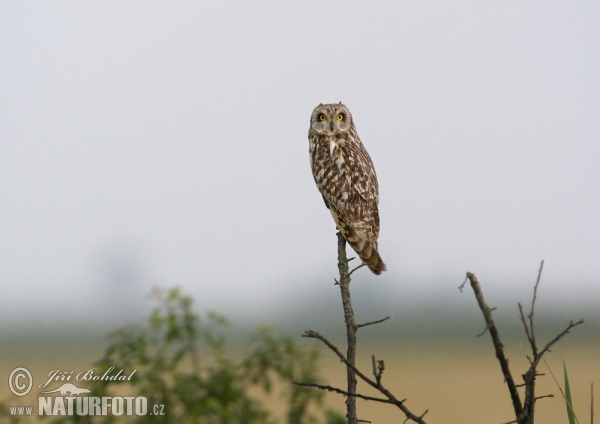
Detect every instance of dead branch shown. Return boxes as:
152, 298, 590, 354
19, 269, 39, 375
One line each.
336, 231, 359, 423
464, 272, 523, 418
357, 316, 390, 329
293, 381, 392, 404
297, 231, 427, 423
463, 261, 584, 424
301, 329, 428, 424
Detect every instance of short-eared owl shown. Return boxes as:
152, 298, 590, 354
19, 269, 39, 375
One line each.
309, 102, 386, 275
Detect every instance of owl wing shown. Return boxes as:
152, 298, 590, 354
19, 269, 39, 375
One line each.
336, 143, 379, 207
336, 146, 379, 204
328, 142, 380, 240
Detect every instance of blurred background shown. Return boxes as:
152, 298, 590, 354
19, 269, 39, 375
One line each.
1, 2, 599, 423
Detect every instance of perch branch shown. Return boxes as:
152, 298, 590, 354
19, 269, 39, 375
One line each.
336, 231, 358, 423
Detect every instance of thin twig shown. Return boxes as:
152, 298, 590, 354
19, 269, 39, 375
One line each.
357, 316, 390, 329
293, 381, 392, 404
476, 324, 490, 337
532, 320, 585, 370
518, 302, 535, 353
458, 276, 468, 292
534, 394, 554, 401
349, 262, 368, 276
528, 260, 544, 357
372, 355, 377, 382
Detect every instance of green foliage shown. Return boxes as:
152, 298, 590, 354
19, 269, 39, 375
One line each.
45, 287, 344, 424
563, 361, 576, 424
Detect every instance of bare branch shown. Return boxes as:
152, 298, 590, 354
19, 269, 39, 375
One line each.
527, 260, 544, 355
476, 324, 490, 337
372, 355, 377, 382
466, 263, 584, 424
532, 320, 584, 370
293, 381, 392, 404
302, 329, 427, 424
300, 231, 428, 423
518, 302, 535, 352
371, 355, 385, 385
335, 231, 358, 424
464, 272, 523, 418
349, 262, 368, 276
357, 316, 390, 329
458, 275, 468, 292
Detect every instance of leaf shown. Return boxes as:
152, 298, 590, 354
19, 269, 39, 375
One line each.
564, 360, 576, 424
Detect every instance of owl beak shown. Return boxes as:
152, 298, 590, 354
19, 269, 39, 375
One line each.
329, 121, 334, 132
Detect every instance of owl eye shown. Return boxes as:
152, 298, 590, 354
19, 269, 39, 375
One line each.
336, 114, 344, 121
319, 114, 327, 121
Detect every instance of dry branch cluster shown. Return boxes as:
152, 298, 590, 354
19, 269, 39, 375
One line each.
294, 232, 428, 424
295, 233, 584, 424
461, 262, 584, 424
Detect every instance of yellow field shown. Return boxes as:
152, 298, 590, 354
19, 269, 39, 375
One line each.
317, 342, 599, 424
2, 341, 598, 423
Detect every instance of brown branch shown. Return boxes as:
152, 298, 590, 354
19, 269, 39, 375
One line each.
465, 263, 584, 424
357, 316, 390, 329
302, 330, 427, 424
349, 262, 368, 276
520, 264, 584, 423
534, 394, 554, 401
372, 355, 384, 385
299, 231, 428, 423
518, 303, 535, 353
465, 272, 523, 418
527, 261, 544, 357
336, 231, 358, 424
531, 320, 584, 370
292, 381, 392, 404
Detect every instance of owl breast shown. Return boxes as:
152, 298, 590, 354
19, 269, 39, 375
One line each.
309, 131, 379, 241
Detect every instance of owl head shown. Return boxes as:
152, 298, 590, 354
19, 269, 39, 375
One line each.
310, 102, 354, 136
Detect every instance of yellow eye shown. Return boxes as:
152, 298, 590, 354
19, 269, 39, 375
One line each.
319, 114, 327, 121
336, 114, 344, 121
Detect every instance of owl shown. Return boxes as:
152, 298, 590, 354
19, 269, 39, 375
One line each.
309, 102, 386, 275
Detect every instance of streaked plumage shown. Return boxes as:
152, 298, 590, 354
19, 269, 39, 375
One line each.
308, 102, 386, 275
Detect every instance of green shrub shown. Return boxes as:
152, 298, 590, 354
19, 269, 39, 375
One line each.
46, 287, 344, 424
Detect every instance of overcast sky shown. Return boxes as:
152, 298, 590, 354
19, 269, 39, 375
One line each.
1, 2, 599, 329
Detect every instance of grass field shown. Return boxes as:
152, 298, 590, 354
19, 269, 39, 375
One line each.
1, 338, 597, 423
317, 342, 598, 423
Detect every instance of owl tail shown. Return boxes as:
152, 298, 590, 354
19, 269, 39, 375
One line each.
346, 235, 387, 276
329, 206, 386, 275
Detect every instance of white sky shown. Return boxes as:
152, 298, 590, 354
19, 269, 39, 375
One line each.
1, 2, 599, 327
